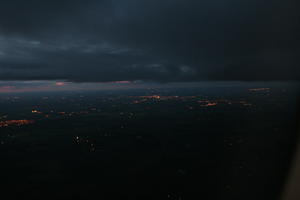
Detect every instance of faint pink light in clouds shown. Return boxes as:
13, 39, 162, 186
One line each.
55, 82, 65, 86
113, 81, 131, 84
0, 86, 16, 93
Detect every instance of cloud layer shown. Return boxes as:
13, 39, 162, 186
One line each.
0, 0, 299, 82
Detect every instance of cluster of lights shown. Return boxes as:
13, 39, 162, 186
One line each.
249, 88, 270, 92
131, 95, 192, 104
198, 99, 252, 107
32, 110, 42, 114
31, 108, 98, 118
0, 119, 35, 128
75, 136, 96, 152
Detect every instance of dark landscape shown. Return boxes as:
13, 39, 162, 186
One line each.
0, 82, 299, 199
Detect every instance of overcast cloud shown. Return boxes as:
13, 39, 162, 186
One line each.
0, 0, 299, 82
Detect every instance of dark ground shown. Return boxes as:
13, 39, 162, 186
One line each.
0, 83, 299, 199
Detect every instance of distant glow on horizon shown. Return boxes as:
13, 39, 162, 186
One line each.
112, 81, 131, 84
0, 80, 149, 93
0, 86, 16, 93
55, 82, 65, 86
0, 81, 292, 94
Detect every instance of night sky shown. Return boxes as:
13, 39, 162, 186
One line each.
0, 0, 299, 91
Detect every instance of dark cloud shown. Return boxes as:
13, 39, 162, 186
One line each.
0, 0, 299, 82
